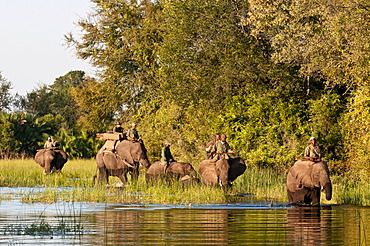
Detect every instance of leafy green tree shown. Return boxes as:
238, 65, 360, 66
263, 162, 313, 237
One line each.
21, 71, 86, 132
56, 128, 103, 159
247, 0, 370, 89
20, 84, 53, 116
247, 0, 370, 174
70, 76, 122, 132
0, 72, 13, 111
342, 85, 370, 180
0, 112, 64, 158
66, 0, 162, 118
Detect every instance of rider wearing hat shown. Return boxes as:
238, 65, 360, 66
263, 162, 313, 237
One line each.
304, 137, 322, 161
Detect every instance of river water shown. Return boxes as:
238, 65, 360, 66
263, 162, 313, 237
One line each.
0, 187, 369, 245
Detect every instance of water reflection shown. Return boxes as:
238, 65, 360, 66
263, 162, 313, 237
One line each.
0, 187, 369, 245
286, 206, 335, 246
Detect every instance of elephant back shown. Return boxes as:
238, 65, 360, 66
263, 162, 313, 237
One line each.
167, 162, 197, 177
146, 161, 167, 175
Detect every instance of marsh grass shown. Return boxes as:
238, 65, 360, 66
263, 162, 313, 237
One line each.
1, 159, 369, 205
3, 219, 84, 237
1, 202, 85, 237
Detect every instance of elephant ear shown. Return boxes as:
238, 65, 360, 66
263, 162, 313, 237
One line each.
290, 160, 315, 188
34, 150, 45, 166
116, 140, 134, 164
228, 157, 246, 182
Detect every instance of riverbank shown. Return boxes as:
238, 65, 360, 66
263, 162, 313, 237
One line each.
0, 159, 369, 206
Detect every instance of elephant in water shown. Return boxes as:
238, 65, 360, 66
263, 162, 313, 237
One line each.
145, 161, 198, 184
198, 157, 246, 187
287, 160, 332, 205
96, 140, 150, 185
34, 148, 68, 174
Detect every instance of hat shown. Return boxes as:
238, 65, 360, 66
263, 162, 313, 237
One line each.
221, 134, 226, 139
132, 123, 136, 126
116, 122, 121, 125
309, 137, 316, 141
165, 141, 171, 146
48, 137, 51, 140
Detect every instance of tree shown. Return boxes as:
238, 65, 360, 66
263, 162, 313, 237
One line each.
66, 0, 162, 116
22, 71, 86, 132
247, 0, 370, 91
247, 0, 370, 172
0, 72, 13, 111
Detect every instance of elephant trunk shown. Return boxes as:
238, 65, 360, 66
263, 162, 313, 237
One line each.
319, 165, 332, 201
219, 172, 229, 187
323, 182, 332, 201
140, 158, 151, 169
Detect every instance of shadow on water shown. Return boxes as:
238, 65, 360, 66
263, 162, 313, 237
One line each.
0, 187, 369, 245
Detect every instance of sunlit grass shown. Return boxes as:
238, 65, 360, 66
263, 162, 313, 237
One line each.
1, 159, 369, 205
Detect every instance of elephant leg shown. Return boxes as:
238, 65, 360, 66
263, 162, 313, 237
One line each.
51, 166, 58, 173
117, 171, 128, 185
130, 166, 139, 182
289, 189, 307, 204
98, 167, 109, 185
145, 173, 152, 184
307, 189, 321, 205
287, 189, 294, 203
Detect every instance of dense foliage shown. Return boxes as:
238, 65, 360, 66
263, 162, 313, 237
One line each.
1, 0, 369, 181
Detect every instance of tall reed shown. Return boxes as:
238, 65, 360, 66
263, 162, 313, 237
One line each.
1, 159, 369, 205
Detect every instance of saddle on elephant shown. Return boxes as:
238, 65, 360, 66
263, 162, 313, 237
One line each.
96, 132, 126, 153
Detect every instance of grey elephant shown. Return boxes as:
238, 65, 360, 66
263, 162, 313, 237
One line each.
145, 161, 198, 183
96, 140, 150, 185
34, 148, 68, 174
198, 157, 246, 187
287, 160, 332, 205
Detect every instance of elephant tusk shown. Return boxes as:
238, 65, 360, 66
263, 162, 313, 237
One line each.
117, 155, 134, 168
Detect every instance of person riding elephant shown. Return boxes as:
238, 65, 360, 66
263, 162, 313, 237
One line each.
126, 123, 140, 141
146, 161, 198, 184
113, 121, 124, 134
160, 142, 176, 165
205, 134, 221, 159
198, 157, 246, 187
35, 148, 68, 174
211, 134, 236, 160
287, 160, 332, 205
44, 137, 54, 148
304, 137, 322, 162
96, 139, 150, 185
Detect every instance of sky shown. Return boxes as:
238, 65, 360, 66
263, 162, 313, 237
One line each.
0, 0, 96, 96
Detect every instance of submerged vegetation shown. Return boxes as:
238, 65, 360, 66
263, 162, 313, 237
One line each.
1, 159, 369, 206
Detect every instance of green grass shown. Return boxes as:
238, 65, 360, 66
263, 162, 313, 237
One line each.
1, 159, 369, 205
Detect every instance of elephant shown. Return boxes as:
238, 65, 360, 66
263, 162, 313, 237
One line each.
34, 148, 68, 174
286, 160, 332, 205
145, 161, 198, 184
197, 157, 246, 187
96, 140, 150, 185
